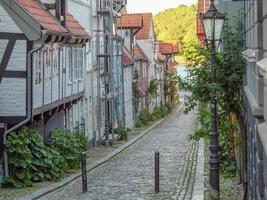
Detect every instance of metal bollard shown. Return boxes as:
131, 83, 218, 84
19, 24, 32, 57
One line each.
155, 151, 160, 192
81, 152, 88, 193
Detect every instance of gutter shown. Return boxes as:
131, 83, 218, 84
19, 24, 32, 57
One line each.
3, 30, 47, 180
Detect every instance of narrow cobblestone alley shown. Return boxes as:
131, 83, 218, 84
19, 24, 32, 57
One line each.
41, 107, 198, 200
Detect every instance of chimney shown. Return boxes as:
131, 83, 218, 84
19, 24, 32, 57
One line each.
41, 0, 66, 27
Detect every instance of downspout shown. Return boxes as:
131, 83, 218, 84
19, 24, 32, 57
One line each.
3, 30, 47, 179
121, 42, 126, 130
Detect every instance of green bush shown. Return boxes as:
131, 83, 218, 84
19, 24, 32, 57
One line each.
28, 129, 66, 182
165, 103, 173, 112
160, 105, 169, 117
135, 119, 144, 128
5, 127, 33, 188
4, 127, 87, 188
139, 108, 153, 125
49, 129, 87, 169
152, 106, 162, 119
152, 105, 171, 120
114, 127, 127, 140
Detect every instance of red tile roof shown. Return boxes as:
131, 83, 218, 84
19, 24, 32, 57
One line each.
16, 0, 89, 39
123, 54, 134, 66
172, 44, 179, 53
159, 42, 173, 55
134, 45, 148, 61
158, 41, 179, 55
133, 47, 143, 59
66, 13, 89, 38
136, 13, 153, 40
16, 0, 68, 35
117, 14, 143, 29
123, 46, 134, 66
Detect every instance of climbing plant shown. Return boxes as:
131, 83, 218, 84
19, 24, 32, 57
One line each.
148, 79, 159, 98
184, 16, 246, 178
164, 69, 179, 105
132, 69, 143, 109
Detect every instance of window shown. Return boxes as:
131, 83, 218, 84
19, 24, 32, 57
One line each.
68, 47, 84, 82
143, 63, 146, 77
73, 48, 78, 81
44, 47, 50, 81
34, 49, 42, 84
68, 47, 73, 82
78, 48, 84, 80
52, 46, 59, 77
48, 47, 52, 80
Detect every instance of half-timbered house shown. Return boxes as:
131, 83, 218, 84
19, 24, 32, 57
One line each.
0, 0, 89, 177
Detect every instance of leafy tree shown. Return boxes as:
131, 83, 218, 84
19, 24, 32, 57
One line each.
184, 17, 247, 182
154, 4, 197, 53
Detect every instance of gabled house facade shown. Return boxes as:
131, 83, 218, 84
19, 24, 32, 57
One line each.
116, 13, 153, 125
68, 0, 94, 146
117, 13, 143, 128
0, 0, 89, 178
133, 45, 149, 113
91, 0, 126, 142
158, 41, 179, 104
122, 46, 134, 129
135, 13, 157, 112
155, 49, 166, 106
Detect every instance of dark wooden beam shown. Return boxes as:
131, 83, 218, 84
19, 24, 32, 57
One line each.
0, 116, 26, 123
0, 39, 16, 82
2, 70, 26, 78
0, 32, 26, 40
32, 92, 84, 116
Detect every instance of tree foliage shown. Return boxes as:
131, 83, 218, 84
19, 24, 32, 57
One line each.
154, 4, 197, 52
184, 17, 245, 115
185, 17, 245, 176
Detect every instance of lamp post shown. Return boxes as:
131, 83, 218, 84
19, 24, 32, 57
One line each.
201, 0, 225, 198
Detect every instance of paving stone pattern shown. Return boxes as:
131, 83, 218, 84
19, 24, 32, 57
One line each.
41, 108, 197, 200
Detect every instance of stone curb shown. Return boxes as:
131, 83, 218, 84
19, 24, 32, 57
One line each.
191, 138, 205, 200
21, 103, 185, 200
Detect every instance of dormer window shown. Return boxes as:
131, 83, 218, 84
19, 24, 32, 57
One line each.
42, 0, 66, 27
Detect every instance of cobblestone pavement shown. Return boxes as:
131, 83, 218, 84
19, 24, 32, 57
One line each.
41, 108, 197, 200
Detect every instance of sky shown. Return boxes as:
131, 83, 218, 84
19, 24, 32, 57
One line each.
126, 0, 197, 15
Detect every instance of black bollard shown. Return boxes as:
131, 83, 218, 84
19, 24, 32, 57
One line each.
81, 152, 87, 193
155, 151, 160, 192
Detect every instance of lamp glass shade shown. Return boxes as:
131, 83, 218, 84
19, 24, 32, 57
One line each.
202, 17, 214, 42
203, 18, 224, 42
201, 1, 225, 49
214, 18, 224, 41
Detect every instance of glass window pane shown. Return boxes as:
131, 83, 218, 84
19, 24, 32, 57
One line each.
68, 47, 73, 81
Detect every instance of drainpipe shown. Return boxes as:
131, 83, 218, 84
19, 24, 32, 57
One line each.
3, 30, 47, 179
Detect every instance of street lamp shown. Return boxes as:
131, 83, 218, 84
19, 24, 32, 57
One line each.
201, 0, 225, 198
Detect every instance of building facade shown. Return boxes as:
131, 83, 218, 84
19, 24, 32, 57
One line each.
243, 0, 267, 198
0, 0, 89, 180
136, 13, 157, 112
